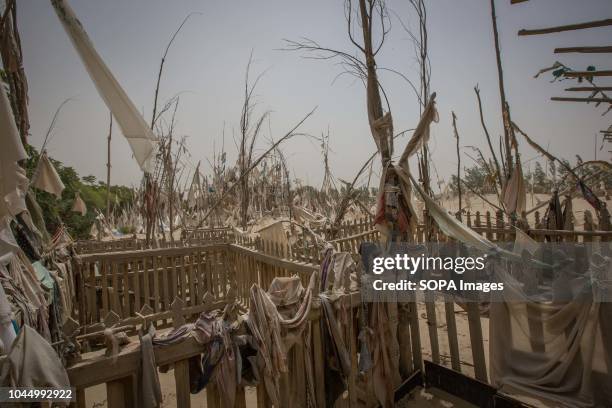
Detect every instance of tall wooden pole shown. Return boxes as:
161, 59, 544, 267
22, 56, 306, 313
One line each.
452, 112, 462, 220
490, 0, 513, 178
106, 112, 113, 221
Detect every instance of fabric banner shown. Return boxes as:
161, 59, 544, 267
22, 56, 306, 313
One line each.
72, 192, 87, 215
0, 83, 28, 220
31, 151, 65, 199
50, 0, 158, 172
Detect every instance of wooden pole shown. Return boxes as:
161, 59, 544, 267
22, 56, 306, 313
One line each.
490, 0, 513, 178
452, 111, 462, 220
555, 45, 612, 54
551, 96, 612, 103
106, 112, 113, 221
519, 19, 612, 36
565, 86, 612, 92
564, 70, 612, 78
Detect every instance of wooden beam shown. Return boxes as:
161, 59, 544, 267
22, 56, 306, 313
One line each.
564, 70, 612, 78
555, 45, 612, 54
551, 96, 612, 103
519, 18, 612, 36
565, 86, 612, 92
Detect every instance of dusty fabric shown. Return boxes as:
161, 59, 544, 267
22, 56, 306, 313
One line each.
213, 320, 237, 408
399, 97, 439, 165
0, 282, 17, 352
256, 220, 289, 247
0, 251, 50, 339
268, 275, 304, 306
320, 251, 358, 293
50, 262, 75, 322
139, 325, 162, 408
369, 302, 396, 408
187, 166, 203, 209
513, 229, 539, 256
374, 165, 419, 241
246, 273, 315, 407
0, 325, 70, 390
72, 192, 87, 215
490, 255, 612, 407
502, 159, 526, 215
50, 0, 158, 172
0, 82, 28, 223
31, 150, 65, 199
401, 168, 495, 253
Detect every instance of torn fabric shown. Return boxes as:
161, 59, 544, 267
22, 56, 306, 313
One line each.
50, 0, 158, 172
31, 150, 65, 199
72, 192, 87, 216
0, 82, 28, 222
0, 325, 70, 390
502, 158, 526, 215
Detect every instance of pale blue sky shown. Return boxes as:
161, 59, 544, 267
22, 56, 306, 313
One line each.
19, 0, 612, 190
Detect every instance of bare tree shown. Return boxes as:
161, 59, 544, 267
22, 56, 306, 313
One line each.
237, 53, 270, 230
0, 0, 29, 145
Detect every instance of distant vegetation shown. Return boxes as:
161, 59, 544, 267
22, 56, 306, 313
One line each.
449, 156, 611, 196
24, 146, 135, 239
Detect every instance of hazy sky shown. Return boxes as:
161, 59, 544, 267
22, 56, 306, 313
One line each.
18, 0, 612, 190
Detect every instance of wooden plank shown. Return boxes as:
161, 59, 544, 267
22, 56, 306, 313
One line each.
106, 379, 126, 408
180, 254, 187, 301
424, 296, 440, 364
408, 301, 423, 371
555, 46, 612, 54
551, 96, 612, 103
194, 250, 202, 305
563, 71, 612, 78
143, 257, 150, 309
256, 383, 269, 408
153, 255, 160, 313
444, 299, 461, 372
162, 256, 170, 316
101, 261, 109, 317
111, 262, 120, 315
311, 317, 326, 408
466, 302, 487, 382
188, 251, 196, 305
133, 260, 141, 312
80, 300, 226, 335
74, 388, 86, 408
174, 359, 191, 408
121, 260, 130, 317
171, 255, 178, 301
518, 18, 612, 36
235, 386, 247, 408
207, 383, 220, 407
565, 86, 612, 92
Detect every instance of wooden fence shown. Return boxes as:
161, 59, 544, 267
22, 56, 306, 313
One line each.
68, 237, 502, 408
68, 242, 362, 408
67, 208, 611, 407
74, 244, 231, 331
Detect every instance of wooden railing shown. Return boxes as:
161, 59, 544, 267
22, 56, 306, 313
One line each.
67, 291, 364, 408
67, 207, 611, 407
74, 244, 231, 331
68, 241, 362, 408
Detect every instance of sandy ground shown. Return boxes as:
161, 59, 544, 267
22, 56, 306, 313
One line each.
434, 193, 611, 230
84, 379, 257, 407
396, 387, 478, 408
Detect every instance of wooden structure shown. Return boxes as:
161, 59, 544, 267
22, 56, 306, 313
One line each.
513, 1, 612, 156
67, 209, 612, 407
